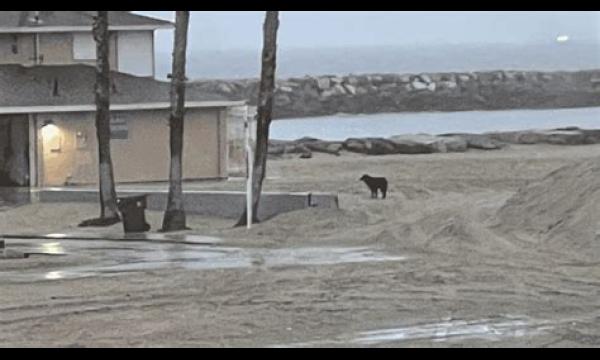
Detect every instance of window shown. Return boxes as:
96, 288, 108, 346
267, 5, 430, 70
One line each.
110, 116, 128, 140
73, 33, 96, 60
117, 31, 154, 77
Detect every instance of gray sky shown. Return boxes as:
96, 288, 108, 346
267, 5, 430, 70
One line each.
136, 11, 600, 53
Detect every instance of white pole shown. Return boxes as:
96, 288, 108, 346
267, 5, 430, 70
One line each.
245, 106, 253, 229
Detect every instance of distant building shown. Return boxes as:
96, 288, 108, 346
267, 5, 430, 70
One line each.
0, 11, 247, 188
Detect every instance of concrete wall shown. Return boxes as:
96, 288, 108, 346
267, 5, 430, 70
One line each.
35, 108, 227, 187
0, 34, 34, 64
36, 189, 340, 220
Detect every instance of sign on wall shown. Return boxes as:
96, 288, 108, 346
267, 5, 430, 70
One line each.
110, 115, 129, 140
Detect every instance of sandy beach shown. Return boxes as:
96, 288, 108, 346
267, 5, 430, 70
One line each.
1, 144, 600, 347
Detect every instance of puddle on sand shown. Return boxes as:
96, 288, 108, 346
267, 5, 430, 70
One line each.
352, 316, 554, 345
275, 316, 556, 347
0, 240, 406, 283
18, 233, 222, 245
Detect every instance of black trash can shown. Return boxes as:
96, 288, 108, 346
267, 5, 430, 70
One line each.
117, 195, 151, 233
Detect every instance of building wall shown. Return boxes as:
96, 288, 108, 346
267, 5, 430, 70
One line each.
0, 33, 35, 64
0, 32, 126, 72
34, 108, 227, 187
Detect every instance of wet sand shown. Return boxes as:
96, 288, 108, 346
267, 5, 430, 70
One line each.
1, 144, 600, 347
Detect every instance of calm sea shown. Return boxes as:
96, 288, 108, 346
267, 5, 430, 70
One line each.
157, 42, 600, 80
269, 107, 600, 141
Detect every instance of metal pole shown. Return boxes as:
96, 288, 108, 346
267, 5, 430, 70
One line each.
245, 106, 253, 229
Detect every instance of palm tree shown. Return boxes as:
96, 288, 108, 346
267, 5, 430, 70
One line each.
236, 11, 279, 227
162, 11, 190, 232
80, 11, 120, 227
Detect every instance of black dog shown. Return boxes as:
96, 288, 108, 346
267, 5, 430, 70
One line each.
360, 174, 388, 199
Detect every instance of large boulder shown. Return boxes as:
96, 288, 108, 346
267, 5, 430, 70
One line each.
216, 83, 234, 94
419, 74, 433, 84
344, 138, 369, 153
316, 77, 331, 91
441, 134, 506, 150
440, 136, 469, 152
438, 80, 458, 90
274, 94, 292, 106
411, 80, 429, 91
390, 134, 467, 154
268, 140, 312, 156
343, 84, 357, 95
343, 138, 398, 155
487, 128, 600, 146
367, 138, 400, 155
295, 138, 343, 156
343, 137, 437, 155
390, 138, 438, 154
332, 84, 347, 95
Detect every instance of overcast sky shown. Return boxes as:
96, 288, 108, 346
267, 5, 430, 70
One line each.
136, 11, 600, 53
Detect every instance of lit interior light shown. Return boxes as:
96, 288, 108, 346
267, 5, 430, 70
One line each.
556, 35, 570, 43
41, 120, 60, 140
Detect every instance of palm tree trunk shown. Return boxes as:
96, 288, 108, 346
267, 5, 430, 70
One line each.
90, 11, 119, 224
162, 11, 190, 232
236, 11, 279, 227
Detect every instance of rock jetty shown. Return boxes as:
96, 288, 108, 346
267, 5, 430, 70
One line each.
190, 69, 600, 119
268, 128, 600, 158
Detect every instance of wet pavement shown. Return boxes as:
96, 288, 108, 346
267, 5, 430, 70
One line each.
0, 238, 406, 283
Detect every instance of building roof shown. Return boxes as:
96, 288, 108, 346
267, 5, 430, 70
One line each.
0, 64, 245, 114
0, 11, 173, 33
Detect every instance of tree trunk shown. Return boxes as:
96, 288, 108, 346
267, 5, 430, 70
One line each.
236, 11, 279, 227
162, 11, 190, 232
81, 11, 119, 226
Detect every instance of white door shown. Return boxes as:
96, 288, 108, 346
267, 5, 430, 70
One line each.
117, 31, 154, 77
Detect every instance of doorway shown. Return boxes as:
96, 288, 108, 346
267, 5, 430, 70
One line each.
0, 115, 30, 187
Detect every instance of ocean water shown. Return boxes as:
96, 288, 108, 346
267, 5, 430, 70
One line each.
269, 107, 600, 141
155, 43, 600, 140
157, 42, 600, 80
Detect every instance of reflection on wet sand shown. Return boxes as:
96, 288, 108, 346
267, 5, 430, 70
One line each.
276, 316, 559, 347
0, 239, 406, 283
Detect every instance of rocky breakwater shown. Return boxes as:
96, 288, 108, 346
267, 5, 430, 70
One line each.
269, 134, 503, 158
269, 127, 600, 159
190, 69, 600, 119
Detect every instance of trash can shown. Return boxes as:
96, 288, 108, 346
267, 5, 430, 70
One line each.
117, 195, 151, 233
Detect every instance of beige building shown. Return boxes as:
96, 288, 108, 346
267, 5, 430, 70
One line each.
0, 12, 246, 188
0, 11, 171, 77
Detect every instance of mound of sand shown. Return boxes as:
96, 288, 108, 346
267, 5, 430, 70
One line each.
225, 207, 372, 246
495, 159, 600, 258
